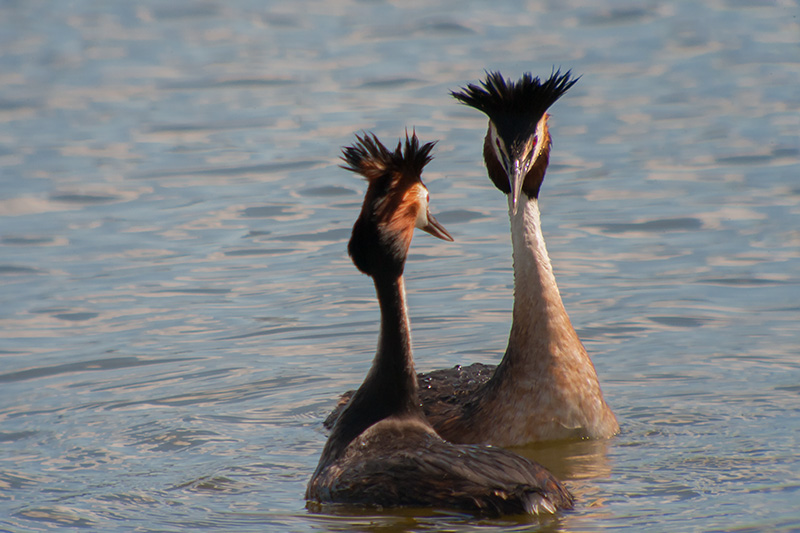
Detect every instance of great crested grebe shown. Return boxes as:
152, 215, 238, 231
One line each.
307, 133, 573, 515
325, 72, 618, 445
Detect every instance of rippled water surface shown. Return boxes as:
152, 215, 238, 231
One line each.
2, 1, 799, 531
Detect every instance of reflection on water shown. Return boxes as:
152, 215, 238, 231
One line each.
2, 0, 800, 531
514, 438, 615, 483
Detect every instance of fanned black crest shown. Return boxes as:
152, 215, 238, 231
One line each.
343, 132, 437, 279
452, 69, 578, 121
341, 132, 435, 184
451, 69, 579, 142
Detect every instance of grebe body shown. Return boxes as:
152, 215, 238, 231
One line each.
325, 72, 618, 445
307, 133, 573, 515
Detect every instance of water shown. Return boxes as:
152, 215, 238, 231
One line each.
1, 0, 799, 531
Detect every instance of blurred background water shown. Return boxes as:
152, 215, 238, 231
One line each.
1, 0, 799, 531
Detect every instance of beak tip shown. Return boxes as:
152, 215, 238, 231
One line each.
421, 213, 453, 242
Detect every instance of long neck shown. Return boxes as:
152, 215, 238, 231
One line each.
499, 195, 586, 371
321, 273, 421, 461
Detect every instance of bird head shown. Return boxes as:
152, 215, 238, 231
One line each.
343, 132, 453, 278
452, 70, 579, 213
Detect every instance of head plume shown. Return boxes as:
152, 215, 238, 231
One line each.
341, 131, 435, 186
343, 132, 441, 278
451, 69, 579, 131
452, 69, 579, 209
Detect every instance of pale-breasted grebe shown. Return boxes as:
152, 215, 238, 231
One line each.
307, 132, 573, 515
325, 72, 618, 445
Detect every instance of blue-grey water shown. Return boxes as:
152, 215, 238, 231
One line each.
1, 1, 799, 531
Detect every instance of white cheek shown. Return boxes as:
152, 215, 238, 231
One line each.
414, 188, 429, 229
489, 123, 509, 167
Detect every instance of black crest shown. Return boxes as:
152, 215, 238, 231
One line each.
343, 132, 437, 278
451, 69, 579, 142
341, 132, 435, 186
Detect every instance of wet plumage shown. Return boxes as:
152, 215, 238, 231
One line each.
307, 132, 573, 515
325, 72, 618, 446
310, 418, 571, 516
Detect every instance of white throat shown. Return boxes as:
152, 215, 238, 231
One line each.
505, 195, 581, 365
508, 196, 558, 296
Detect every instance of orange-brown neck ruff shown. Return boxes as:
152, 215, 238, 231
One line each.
384, 183, 425, 244
452, 70, 577, 197
483, 115, 552, 200
309, 132, 575, 515
322, 134, 434, 463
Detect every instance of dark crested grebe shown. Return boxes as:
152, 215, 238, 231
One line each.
307, 133, 573, 515
325, 72, 618, 445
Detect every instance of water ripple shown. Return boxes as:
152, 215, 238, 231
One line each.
0, 356, 195, 384
2, 0, 799, 531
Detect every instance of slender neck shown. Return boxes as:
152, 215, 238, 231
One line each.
499, 195, 584, 369
322, 272, 421, 461
367, 273, 419, 411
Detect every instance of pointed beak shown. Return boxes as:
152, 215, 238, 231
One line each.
509, 158, 526, 215
420, 210, 453, 242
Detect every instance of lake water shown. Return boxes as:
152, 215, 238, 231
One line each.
1, 1, 799, 531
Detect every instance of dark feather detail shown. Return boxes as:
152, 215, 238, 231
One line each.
348, 214, 408, 279
451, 69, 579, 127
310, 131, 574, 516
340, 132, 435, 185
308, 419, 574, 516
482, 132, 512, 195
324, 363, 496, 430
343, 132, 436, 279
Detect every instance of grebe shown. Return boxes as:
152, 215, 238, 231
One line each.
307, 132, 573, 515
325, 71, 618, 445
